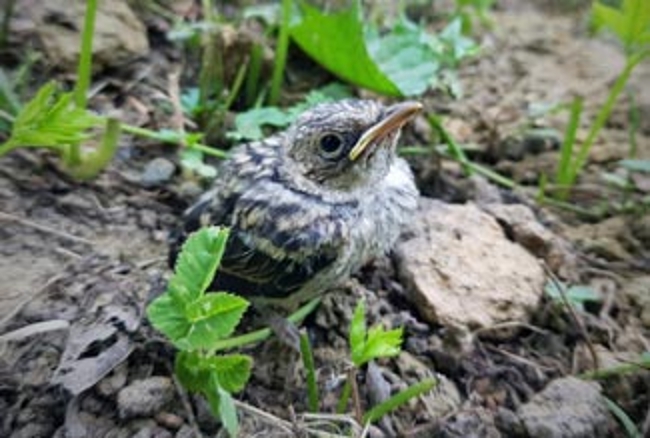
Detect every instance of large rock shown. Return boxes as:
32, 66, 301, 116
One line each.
31, 0, 149, 71
395, 199, 545, 338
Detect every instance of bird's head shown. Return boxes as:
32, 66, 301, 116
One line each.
284, 99, 422, 191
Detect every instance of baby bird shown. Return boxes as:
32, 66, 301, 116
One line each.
170, 99, 421, 310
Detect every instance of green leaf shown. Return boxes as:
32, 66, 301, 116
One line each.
290, 3, 476, 97
175, 351, 252, 395
290, 1, 401, 96
217, 384, 239, 437
227, 84, 351, 142
365, 18, 439, 96
175, 350, 211, 392
227, 106, 292, 141
168, 227, 230, 302
147, 292, 194, 344
207, 354, 252, 393
349, 300, 403, 367
179, 293, 250, 350
1, 82, 101, 153
592, 0, 650, 54
363, 378, 436, 424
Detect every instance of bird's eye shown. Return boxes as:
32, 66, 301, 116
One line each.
319, 133, 344, 158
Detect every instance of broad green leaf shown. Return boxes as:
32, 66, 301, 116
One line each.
168, 227, 230, 302
365, 19, 439, 96
290, 1, 401, 96
349, 300, 367, 354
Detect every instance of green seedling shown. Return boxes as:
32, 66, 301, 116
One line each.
290, 1, 477, 97
0, 0, 119, 179
147, 227, 252, 437
454, 0, 495, 33
332, 300, 436, 425
553, 0, 650, 200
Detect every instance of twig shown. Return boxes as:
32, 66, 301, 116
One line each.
170, 373, 204, 438
543, 262, 600, 371
0, 211, 94, 246
0, 319, 69, 342
0, 273, 64, 330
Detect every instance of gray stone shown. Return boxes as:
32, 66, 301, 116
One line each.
141, 158, 176, 188
117, 377, 175, 419
518, 377, 612, 438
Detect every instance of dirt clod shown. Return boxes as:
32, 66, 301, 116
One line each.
117, 377, 175, 419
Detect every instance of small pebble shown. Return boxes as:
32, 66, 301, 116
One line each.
141, 158, 176, 188
117, 377, 175, 419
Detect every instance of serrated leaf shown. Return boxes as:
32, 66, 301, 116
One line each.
353, 326, 403, 366
3, 81, 101, 152
179, 293, 249, 350
349, 300, 367, 354
168, 227, 230, 302
175, 350, 211, 392
207, 354, 252, 393
147, 292, 192, 344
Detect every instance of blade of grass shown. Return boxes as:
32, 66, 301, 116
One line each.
555, 96, 583, 199
429, 114, 472, 175
299, 330, 319, 412
362, 378, 436, 424
567, 51, 649, 190
268, 0, 291, 105
603, 397, 642, 438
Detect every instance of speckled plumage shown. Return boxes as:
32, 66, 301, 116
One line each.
170, 99, 420, 309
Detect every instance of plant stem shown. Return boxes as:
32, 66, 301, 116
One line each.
69, 0, 97, 167
68, 118, 121, 180
209, 298, 322, 352
120, 123, 229, 159
268, 0, 291, 105
74, 0, 96, 110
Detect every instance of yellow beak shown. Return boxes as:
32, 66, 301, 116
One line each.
348, 101, 423, 162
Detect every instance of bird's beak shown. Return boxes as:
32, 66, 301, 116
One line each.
348, 101, 423, 162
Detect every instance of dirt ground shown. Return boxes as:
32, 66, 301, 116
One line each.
1, 1, 649, 437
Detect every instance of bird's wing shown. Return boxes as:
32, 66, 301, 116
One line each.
214, 179, 351, 299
